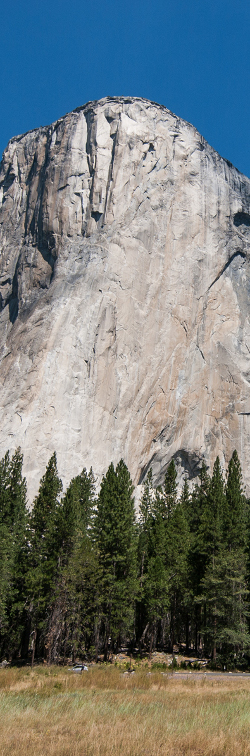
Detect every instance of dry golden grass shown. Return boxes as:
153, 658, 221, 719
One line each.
1, 666, 250, 755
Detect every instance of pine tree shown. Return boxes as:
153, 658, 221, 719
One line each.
0, 451, 15, 643
162, 459, 178, 521
138, 462, 189, 654
198, 457, 226, 658
137, 469, 155, 650
141, 484, 169, 654
166, 492, 190, 651
201, 547, 250, 663
59, 467, 95, 561
225, 450, 248, 550
200, 453, 250, 662
179, 478, 192, 652
185, 461, 211, 653
46, 468, 97, 663
94, 460, 137, 659
46, 533, 99, 663
27, 453, 63, 662
158, 463, 189, 651
138, 469, 155, 592
0, 449, 28, 659
201, 457, 225, 556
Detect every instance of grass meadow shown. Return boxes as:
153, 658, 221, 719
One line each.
1, 665, 250, 755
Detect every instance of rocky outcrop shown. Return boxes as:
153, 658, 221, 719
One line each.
1, 96, 250, 500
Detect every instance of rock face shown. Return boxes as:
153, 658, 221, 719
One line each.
1, 95, 250, 500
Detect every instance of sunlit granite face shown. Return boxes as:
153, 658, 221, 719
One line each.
0, 96, 250, 500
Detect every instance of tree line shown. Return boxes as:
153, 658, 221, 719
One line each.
0, 448, 249, 668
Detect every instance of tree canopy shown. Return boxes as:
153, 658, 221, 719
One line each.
0, 449, 250, 669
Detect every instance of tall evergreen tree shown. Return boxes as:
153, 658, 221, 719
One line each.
200, 453, 250, 661
27, 453, 63, 661
225, 450, 248, 550
159, 463, 190, 650
140, 485, 169, 654
46, 468, 97, 663
0, 449, 28, 658
138, 469, 155, 592
165, 491, 190, 650
186, 462, 211, 650
162, 459, 178, 521
201, 547, 250, 663
198, 457, 226, 658
200, 457, 225, 558
94, 460, 137, 659
138, 462, 189, 654
179, 478, 193, 652
59, 467, 95, 561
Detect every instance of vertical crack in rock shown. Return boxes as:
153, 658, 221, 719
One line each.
7, 254, 20, 324
102, 113, 121, 225
24, 151, 39, 239
84, 108, 98, 234
34, 127, 57, 273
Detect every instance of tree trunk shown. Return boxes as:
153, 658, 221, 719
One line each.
104, 620, 109, 662
171, 593, 176, 653
185, 614, 189, 654
21, 618, 31, 660
213, 608, 216, 661
31, 628, 37, 667
149, 622, 155, 661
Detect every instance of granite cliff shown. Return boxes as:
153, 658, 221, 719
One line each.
1, 96, 250, 499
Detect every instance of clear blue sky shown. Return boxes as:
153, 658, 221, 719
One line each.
1, 0, 250, 177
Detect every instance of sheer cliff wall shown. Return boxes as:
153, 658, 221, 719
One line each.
1, 96, 250, 499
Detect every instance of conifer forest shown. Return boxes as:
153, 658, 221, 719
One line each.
0, 448, 250, 669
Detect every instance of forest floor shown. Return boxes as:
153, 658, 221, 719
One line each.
1, 664, 250, 755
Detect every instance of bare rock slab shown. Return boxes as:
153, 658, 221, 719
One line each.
0, 96, 250, 498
